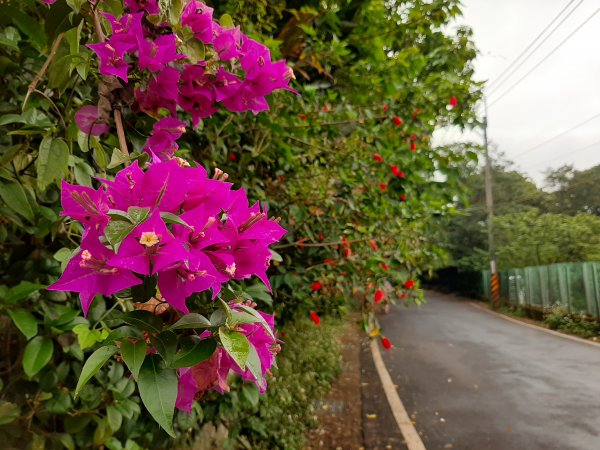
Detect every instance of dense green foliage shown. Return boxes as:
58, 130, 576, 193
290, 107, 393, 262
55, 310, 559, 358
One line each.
0, 0, 481, 448
442, 162, 600, 271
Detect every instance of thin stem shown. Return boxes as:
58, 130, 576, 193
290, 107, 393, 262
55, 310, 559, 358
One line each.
23, 32, 64, 111
114, 109, 129, 157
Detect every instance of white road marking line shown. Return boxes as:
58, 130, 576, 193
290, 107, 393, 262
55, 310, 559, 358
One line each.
370, 339, 427, 450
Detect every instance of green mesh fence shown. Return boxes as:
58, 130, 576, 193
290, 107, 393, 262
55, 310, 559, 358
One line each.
482, 262, 600, 318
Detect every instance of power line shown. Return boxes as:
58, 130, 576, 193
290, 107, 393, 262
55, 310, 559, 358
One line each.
488, 6, 600, 108
525, 138, 600, 166
486, 0, 582, 95
513, 111, 600, 159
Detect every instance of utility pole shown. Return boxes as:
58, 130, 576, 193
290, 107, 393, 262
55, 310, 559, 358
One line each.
483, 96, 500, 308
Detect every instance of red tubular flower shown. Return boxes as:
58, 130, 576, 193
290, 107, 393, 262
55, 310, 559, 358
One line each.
380, 262, 389, 271
404, 279, 415, 289
310, 311, 321, 325
299, 113, 307, 120
374, 289, 385, 303
400, 194, 406, 201
383, 105, 389, 111
410, 141, 416, 152
369, 239, 378, 251
318, 232, 324, 242
228, 153, 237, 161
449, 95, 458, 107
311, 281, 323, 291
400, 293, 407, 299
410, 134, 417, 140
381, 337, 392, 350
367, 282, 375, 288
324, 259, 336, 266
379, 183, 387, 192
322, 104, 330, 112
373, 153, 384, 163
391, 165, 404, 177
343, 248, 352, 258
392, 116, 403, 126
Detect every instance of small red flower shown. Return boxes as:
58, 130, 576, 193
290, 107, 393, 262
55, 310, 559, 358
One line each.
311, 281, 323, 291
369, 239, 378, 251
404, 279, 415, 289
400, 293, 407, 299
391, 165, 405, 177
392, 116, 403, 126
413, 108, 421, 118
318, 232, 324, 242
374, 289, 385, 303
410, 134, 417, 140
400, 194, 406, 201
380, 262, 389, 271
343, 248, 352, 258
383, 105, 389, 111
299, 113, 307, 121
379, 183, 387, 192
324, 259, 336, 266
228, 153, 237, 161
278, 175, 285, 183
373, 153, 384, 163
310, 311, 321, 325
322, 104, 330, 112
381, 337, 392, 350
367, 282, 375, 288
410, 141, 416, 152
449, 96, 458, 107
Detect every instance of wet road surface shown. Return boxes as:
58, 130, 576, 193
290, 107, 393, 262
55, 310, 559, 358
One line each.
378, 292, 600, 450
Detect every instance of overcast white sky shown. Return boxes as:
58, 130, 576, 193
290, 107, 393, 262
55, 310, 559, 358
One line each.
433, 0, 600, 187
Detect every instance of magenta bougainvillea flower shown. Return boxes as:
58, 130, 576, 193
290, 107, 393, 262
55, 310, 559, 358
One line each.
74, 106, 110, 136
50, 161, 286, 315
87, 41, 133, 81
48, 232, 142, 315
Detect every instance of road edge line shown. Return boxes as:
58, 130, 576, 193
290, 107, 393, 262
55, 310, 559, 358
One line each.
370, 339, 427, 450
468, 301, 600, 348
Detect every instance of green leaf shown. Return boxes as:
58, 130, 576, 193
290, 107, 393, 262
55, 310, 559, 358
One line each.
106, 405, 123, 432
4, 281, 45, 304
36, 137, 70, 191
171, 339, 216, 368
120, 339, 147, 380
0, 5, 47, 51
72, 323, 108, 350
7, 310, 38, 340
23, 336, 54, 378
58, 433, 75, 450
0, 180, 35, 222
138, 354, 177, 437
122, 310, 163, 334
150, 331, 177, 366
0, 400, 20, 425
245, 345, 265, 391
237, 305, 276, 340
104, 220, 135, 251
160, 212, 190, 228
219, 328, 250, 371
209, 308, 227, 327
128, 206, 150, 225
169, 313, 211, 330
0, 27, 21, 52
220, 14, 234, 28
108, 147, 130, 169
74, 345, 117, 396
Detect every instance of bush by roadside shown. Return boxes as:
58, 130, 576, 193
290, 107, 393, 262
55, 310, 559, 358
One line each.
177, 319, 343, 450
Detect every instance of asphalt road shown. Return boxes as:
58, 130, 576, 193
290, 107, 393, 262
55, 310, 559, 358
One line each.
378, 291, 600, 450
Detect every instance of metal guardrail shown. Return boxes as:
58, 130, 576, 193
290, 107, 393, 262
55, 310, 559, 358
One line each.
482, 262, 600, 317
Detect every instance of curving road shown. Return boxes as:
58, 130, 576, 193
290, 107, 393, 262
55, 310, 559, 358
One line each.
377, 291, 600, 450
